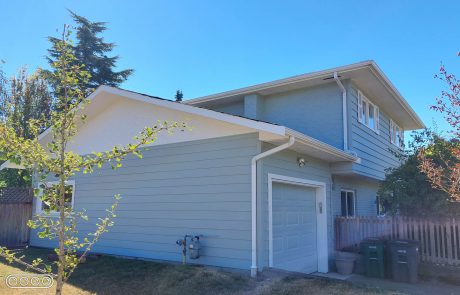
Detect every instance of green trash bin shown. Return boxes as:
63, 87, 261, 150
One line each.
360, 238, 386, 278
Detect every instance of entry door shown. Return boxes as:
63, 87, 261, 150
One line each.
272, 182, 318, 273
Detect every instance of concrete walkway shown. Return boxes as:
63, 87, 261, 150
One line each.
312, 272, 460, 295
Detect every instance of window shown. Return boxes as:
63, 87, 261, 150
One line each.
390, 119, 404, 148
36, 181, 75, 215
357, 91, 380, 133
341, 190, 355, 217
376, 196, 388, 216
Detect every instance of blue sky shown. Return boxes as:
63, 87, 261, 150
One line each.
1, 0, 459, 132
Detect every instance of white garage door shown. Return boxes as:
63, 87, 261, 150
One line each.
272, 182, 318, 273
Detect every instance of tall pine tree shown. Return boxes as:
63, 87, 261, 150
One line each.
175, 90, 183, 102
46, 11, 133, 90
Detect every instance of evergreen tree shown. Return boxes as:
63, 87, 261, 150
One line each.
46, 11, 133, 91
175, 90, 183, 102
0, 67, 52, 187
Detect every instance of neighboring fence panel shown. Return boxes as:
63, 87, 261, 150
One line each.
0, 188, 33, 247
335, 216, 460, 266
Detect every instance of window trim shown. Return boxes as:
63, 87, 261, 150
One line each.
340, 189, 356, 217
389, 119, 404, 149
376, 195, 387, 216
357, 91, 380, 134
36, 180, 75, 216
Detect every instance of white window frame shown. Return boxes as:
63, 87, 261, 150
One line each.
390, 119, 404, 149
376, 195, 387, 216
357, 91, 380, 134
36, 180, 75, 216
340, 189, 356, 217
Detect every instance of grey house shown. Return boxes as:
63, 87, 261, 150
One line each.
9, 61, 423, 276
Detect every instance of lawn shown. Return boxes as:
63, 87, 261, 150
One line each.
0, 247, 401, 295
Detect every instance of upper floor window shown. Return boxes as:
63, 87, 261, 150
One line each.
390, 120, 404, 149
357, 91, 379, 133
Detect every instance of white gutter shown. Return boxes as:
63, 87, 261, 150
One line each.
250, 136, 295, 277
333, 72, 348, 151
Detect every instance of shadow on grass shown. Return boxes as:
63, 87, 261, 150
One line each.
1, 247, 255, 295
260, 276, 398, 295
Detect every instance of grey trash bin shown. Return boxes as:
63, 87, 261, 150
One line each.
388, 240, 420, 283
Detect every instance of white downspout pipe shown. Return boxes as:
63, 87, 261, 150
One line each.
334, 72, 348, 151
250, 135, 295, 277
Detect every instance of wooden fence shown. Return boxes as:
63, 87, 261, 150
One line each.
0, 188, 33, 247
335, 216, 460, 266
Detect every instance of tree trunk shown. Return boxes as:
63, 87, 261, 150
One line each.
56, 84, 68, 295
55, 272, 64, 295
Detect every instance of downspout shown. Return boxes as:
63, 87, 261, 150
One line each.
250, 135, 295, 277
334, 72, 348, 151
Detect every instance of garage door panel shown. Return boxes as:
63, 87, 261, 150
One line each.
286, 213, 300, 225
272, 182, 318, 274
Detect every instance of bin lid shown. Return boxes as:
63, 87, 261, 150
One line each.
388, 239, 420, 247
360, 237, 386, 245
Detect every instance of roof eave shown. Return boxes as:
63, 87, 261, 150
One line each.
367, 61, 425, 129
285, 128, 359, 163
184, 60, 374, 105
184, 60, 425, 130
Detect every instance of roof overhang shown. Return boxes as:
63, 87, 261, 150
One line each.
185, 60, 424, 130
262, 128, 359, 163
72, 87, 360, 163
1, 86, 358, 171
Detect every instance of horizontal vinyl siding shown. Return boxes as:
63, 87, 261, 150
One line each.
258, 144, 334, 270
332, 176, 380, 217
31, 133, 259, 270
348, 84, 401, 180
203, 100, 245, 117
260, 83, 344, 149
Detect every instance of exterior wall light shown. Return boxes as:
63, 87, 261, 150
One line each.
297, 157, 306, 167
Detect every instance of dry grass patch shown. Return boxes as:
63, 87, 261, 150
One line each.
0, 247, 254, 295
260, 276, 405, 295
0, 247, 405, 295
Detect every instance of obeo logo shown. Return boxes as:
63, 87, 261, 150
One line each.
5, 274, 53, 289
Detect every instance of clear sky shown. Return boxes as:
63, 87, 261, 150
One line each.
1, 0, 459, 133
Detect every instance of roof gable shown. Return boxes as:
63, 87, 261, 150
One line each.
185, 61, 424, 130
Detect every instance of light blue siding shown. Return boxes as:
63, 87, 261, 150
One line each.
244, 94, 262, 119
31, 133, 260, 270
346, 84, 401, 180
258, 144, 335, 270
203, 100, 245, 117
260, 82, 344, 149
332, 176, 380, 217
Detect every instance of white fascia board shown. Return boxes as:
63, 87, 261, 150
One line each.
367, 62, 425, 129
36, 86, 286, 144
101, 86, 286, 136
0, 160, 25, 170
37, 86, 106, 142
184, 61, 374, 105
184, 60, 424, 130
286, 128, 359, 162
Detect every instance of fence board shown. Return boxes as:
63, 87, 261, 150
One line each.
335, 216, 460, 266
452, 220, 457, 262
0, 203, 32, 247
0, 188, 33, 247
